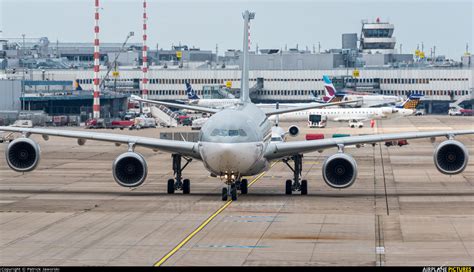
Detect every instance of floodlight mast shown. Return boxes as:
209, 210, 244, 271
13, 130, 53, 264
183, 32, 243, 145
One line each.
240, 10, 255, 103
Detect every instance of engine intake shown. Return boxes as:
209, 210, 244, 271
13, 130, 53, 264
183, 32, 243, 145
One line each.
6, 138, 41, 172
434, 140, 469, 175
322, 153, 357, 188
112, 152, 148, 187
288, 125, 299, 137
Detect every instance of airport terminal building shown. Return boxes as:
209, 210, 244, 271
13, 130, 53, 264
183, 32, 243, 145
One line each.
1, 18, 473, 114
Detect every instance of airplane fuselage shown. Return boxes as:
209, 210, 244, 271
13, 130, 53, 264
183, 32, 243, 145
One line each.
190, 99, 324, 110
272, 107, 414, 122
197, 103, 272, 178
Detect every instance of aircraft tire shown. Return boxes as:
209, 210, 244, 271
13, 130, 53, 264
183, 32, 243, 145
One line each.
240, 179, 248, 194
301, 180, 308, 195
167, 179, 175, 194
222, 188, 228, 201
183, 179, 190, 194
285, 180, 292, 195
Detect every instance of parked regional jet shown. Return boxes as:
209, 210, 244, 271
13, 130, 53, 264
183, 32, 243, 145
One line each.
322, 75, 404, 107
270, 95, 421, 127
1, 11, 472, 202
186, 82, 239, 108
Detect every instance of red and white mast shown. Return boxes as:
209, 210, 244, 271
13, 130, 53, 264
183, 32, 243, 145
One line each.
93, 0, 101, 119
141, 0, 149, 100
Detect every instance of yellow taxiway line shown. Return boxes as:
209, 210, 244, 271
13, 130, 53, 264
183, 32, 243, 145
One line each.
154, 163, 277, 266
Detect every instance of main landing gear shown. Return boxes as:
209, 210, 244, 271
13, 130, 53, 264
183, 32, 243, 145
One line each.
283, 154, 307, 195
221, 175, 248, 201
167, 154, 192, 194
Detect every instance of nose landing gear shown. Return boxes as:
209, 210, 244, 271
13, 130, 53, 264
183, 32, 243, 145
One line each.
283, 154, 308, 195
221, 184, 237, 201
220, 174, 248, 201
167, 154, 192, 194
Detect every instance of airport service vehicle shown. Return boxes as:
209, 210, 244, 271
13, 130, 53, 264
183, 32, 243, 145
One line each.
415, 109, 425, 116
449, 108, 473, 116
322, 75, 403, 108
461, 109, 474, 116
308, 114, 327, 128
111, 120, 134, 129
133, 116, 157, 129
10, 120, 33, 128
349, 120, 364, 128
385, 139, 409, 147
1, 11, 473, 201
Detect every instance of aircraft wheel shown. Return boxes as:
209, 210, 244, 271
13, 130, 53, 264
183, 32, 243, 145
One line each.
167, 179, 175, 194
285, 179, 292, 195
222, 188, 228, 201
240, 179, 248, 194
183, 179, 190, 194
301, 180, 308, 195
231, 186, 237, 201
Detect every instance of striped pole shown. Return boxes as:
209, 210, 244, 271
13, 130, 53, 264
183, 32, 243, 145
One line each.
93, 0, 100, 119
141, 0, 149, 100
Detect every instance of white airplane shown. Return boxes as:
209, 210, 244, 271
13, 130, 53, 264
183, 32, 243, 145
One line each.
270, 95, 420, 127
322, 75, 404, 107
1, 11, 472, 202
185, 82, 326, 109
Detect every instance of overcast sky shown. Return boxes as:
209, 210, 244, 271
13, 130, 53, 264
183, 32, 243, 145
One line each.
1, 0, 472, 59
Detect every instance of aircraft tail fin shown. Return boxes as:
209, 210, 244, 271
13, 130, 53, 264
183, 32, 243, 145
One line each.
396, 94, 423, 109
185, 82, 199, 100
73, 80, 83, 91
323, 75, 337, 97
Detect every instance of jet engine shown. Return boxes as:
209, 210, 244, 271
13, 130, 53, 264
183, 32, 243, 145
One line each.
434, 140, 469, 175
5, 138, 41, 172
288, 125, 300, 137
112, 152, 148, 187
322, 153, 357, 188
382, 107, 396, 114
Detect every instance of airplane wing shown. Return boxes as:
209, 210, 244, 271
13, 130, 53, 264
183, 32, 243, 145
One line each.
264, 100, 358, 116
264, 130, 474, 160
131, 97, 219, 114
0, 126, 201, 159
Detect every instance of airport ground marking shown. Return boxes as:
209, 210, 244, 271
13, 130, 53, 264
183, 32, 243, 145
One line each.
154, 162, 277, 266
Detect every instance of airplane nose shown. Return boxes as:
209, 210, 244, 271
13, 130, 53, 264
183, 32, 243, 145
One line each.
199, 142, 263, 175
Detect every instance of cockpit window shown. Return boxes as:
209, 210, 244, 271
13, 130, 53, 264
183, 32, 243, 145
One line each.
211, 129, 247, 137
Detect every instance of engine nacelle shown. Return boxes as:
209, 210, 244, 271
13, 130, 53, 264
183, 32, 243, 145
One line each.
6, 138, 41, 172
322, 153, 357, 188
112, 152, 148, 187
434, 140, 469, 175
381, 107, 394, 114
288, 125, 299, 137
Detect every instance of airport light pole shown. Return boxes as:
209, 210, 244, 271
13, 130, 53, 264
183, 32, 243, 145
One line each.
240, 10, 254, 103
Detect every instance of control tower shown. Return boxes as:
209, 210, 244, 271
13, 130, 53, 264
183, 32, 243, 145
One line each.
360, 17, 396, 54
